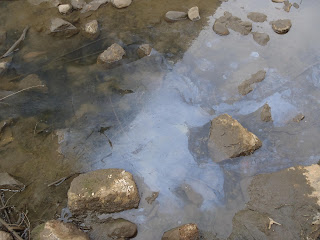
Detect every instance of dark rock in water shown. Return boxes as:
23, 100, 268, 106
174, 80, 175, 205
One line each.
0, 30, 6, 45
111, 0, 132, 8
71, 0, 86, 9
165, 11, 188, 22
271, 19, 292, 34
180, 183, 203, 206
252, 32, 270, 46
238, 70, 266, 95
188, 6, 200, 21
283, 0, 292, 12
293, 2, 299, 8
293, 113, 305, 122
83, 20, 100, 39
50, 18, 79, 38
213, 12, 252, 36
260, 103, 272, 122
137, 44, 152, 58
162, 223, 199, 240
97, 43, 126, 65
89, 218, 137, 240
208, 114, 262, 162
0, 172, 25, 191
145, 191, 159, 204
0, 231, 13, 240
67, 169, 140, 215
37, 220, 89, 240
247, 12, 267, 22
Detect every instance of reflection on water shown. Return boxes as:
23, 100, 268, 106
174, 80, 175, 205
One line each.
0, 0, 320, 239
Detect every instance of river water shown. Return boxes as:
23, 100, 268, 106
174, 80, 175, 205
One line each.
0, 0, 320, 239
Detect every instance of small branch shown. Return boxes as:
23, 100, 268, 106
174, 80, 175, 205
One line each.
0, 85, 45, 102
0, 218, 24, 240
1, 27, 29, 59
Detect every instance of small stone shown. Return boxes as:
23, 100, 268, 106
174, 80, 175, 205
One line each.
68, 169, 140, 215
252, 32, 270, 46
0, 231, 13, 240
188, 6, 200, 21
293, 113, 305, 122
111, 0, 132, 8
0, 172, 25, 191
162, 223, 199, 240
89, 218, 137, 240
71, 0, 86, 9
208, 114, 262, 162
18, 74, 47, 92
137, 44, 152, 58
238, 70, 266, 95
213, 20, 229, 36
97, 43, 125, 65
58, 4, 72, 14
261, 104, 272, 122
39, 220, 89, 240
272, 0, 285, 2
145, 191, 159, 204
83, 20, 99, 38
247, 12, 267, 22
293, 2, 299, 8
271, 19, 292, 34
283, 0, 292, 12
50, 18, 79, 38
165, 11, 188, 22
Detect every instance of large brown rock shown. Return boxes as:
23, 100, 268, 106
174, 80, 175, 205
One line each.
165, 11, 188, 22
208, 114, 262, 162
162, 223, 199, 240
68, 169, 140, 215
38, 220, 89, 240
252, 32, 270, 46
89, 218, 137, 240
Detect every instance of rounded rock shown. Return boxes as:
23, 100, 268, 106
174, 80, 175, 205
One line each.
271, 19, 292, 34
165, 11, 188, 22
188, 6, 200, 21
111, 0, 132, 9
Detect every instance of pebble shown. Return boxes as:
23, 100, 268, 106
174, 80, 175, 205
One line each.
252, 32, 270, 46
111, 0, 132, 9
271, 19, 292, 34
188, 6, 200, 21
58, 4, 72, 14
165, 11, 188, 22
84, 20, 99, 38
137, 44, 152, 58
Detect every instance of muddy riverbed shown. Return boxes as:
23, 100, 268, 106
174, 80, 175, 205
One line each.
0, 0, 320, 239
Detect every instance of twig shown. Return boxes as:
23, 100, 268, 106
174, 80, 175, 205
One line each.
1, 27, 29, 59
47, 173, 80, 187
0, 85, 45, 102
268, 217, 281, 229
0, 218, 23, 240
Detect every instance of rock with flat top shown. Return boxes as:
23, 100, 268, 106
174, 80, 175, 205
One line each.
208, 114, 262, 162
252, 32, 270, 46
165, 11, 187, 22
111, 0, 132, 8
188, 7, 200, 21
247, 12, 267, 22
0, 231, 13, 240
50, 18, 79, 38
137, 44, 152, 58
271, 19, 292, 34
68, 169, 140, 215
0, 172, 25, 191
162, 223, 199, 240
213, 12, 252, 36
97, 43, 125, 65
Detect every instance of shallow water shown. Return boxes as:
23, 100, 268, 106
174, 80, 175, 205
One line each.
1, 0, 320, 239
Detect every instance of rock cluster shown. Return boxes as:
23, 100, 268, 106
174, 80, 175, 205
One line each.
213, 12, 252, 36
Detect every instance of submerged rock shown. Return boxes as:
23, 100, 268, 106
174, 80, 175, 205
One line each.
50, 18, 79, 38
213, 20, 229, 36
81, 0, 108, 13
0, 172, 25, 191
83, 20, 99, 38
293, 113, 305, 122
162, 223, 199, 240
0, 57, 12, 76
71, 0, 86, 9
283, 0, 292, 12
137, 44, 152, 58
271, 19, 292, 34
165, 11, 188, 22
188, 6, 200, 21
213, 12, 252, 36
0, 231, 13, 240
293, 2, 299, 8
68, 169, 140, 215
145, 191, 159, 204
97, 43, 125, 65
111, 0, 132, 8
208, 114, 262, 162
252, 32, 270, 46
260, 103, 272, 122
247, 12, 267, 22
58, 4, 72, 14
38, 220, 89, 240
238, 70, 266, 95
89, 218, 137, 240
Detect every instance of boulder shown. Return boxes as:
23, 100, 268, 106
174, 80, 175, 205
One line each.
71, 0, 86, 9
165, 11, 188, 22
58, 4, 72, 14
252, 32, 270, 46
38, 220, 89, 240
208, 114, 262, 162
111, 0, 132, 8
68, 169, 140, 215
260, 103, 272, 122
137, 44, 152, 58
238, 70, 266, 96
0, 172, 25, 191
271, 19, 292, 34
50, 18, 79, 38
83, 20, 99, 39
0, 231, 13, 240
89, 218, 137, 240
247, 12, 267, 22
188, 7, 200, 21
97, 43, 125, 65
162, 223, 199, 240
